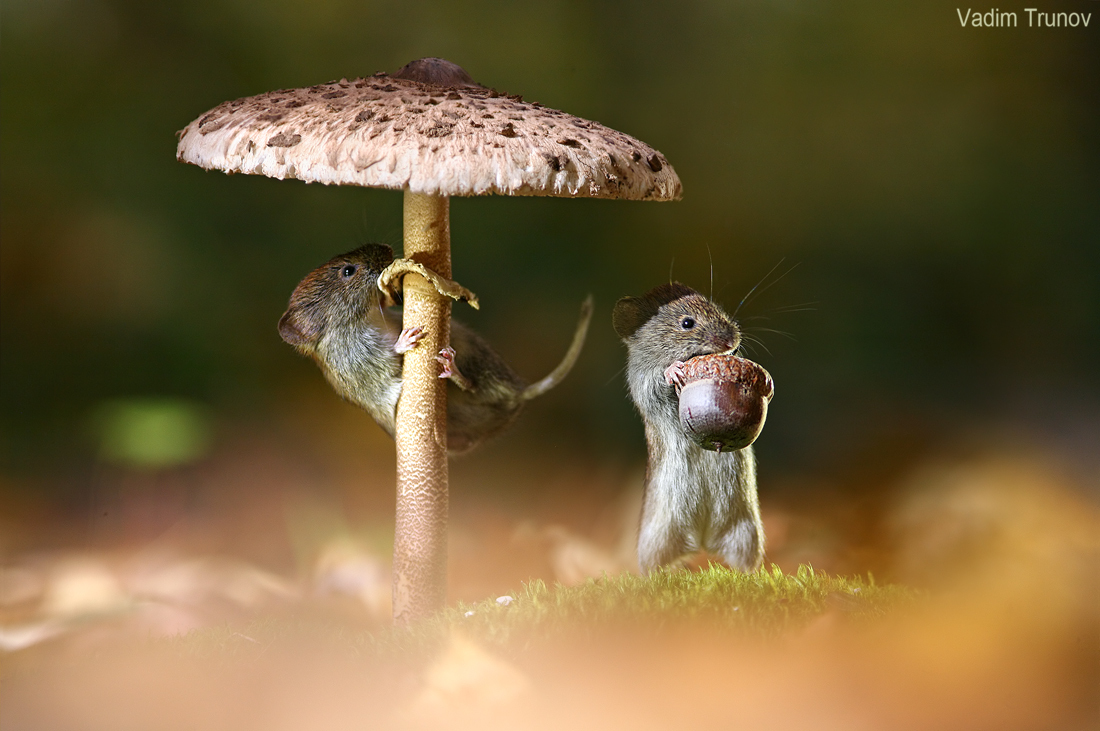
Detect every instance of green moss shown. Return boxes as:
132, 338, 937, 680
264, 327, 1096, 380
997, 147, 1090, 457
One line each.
373, 564, 913, 658
166, 565, 913, 662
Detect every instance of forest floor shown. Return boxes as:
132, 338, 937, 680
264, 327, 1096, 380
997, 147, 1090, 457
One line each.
2, 429, 1097, 730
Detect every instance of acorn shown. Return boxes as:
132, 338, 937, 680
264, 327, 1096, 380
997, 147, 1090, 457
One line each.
676, 354, 774, 452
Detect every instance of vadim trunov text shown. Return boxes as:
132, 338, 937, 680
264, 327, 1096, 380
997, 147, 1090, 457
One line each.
958, 8, 1092, 27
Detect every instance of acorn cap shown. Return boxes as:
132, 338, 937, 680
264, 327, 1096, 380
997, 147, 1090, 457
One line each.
176, 58, 682, 201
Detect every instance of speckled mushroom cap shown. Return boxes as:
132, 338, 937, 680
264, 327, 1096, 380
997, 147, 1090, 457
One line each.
176, 58, 682, 201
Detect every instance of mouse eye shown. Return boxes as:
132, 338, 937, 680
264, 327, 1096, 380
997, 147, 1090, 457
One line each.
680, 317, 696, 330
340, 264, 358, 279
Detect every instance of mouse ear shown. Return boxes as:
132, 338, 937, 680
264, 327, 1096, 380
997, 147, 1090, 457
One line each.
612, 296, 652, 339
642, 282, 697, 307
347, 243, 395, 270
278, 308, 322, 348
613, 282, 697, 339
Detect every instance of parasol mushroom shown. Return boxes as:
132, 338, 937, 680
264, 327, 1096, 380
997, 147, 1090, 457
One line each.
176, 57, 682, 624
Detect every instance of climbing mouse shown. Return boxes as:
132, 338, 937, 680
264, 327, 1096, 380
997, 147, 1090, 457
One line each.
279, 243, 592, 454
613, 282, 764, 573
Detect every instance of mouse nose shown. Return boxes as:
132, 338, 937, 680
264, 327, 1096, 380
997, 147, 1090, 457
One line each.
712, 334, 737, 353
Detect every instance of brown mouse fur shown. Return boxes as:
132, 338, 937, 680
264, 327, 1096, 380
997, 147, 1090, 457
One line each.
280, 244, 592, 454
614, 282, 765, 572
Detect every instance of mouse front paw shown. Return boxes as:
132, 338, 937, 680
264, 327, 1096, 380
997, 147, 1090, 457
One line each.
394, 326, 424, 354
663, 361, 688, 391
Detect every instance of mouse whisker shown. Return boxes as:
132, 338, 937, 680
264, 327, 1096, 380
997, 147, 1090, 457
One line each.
768, 301, 818, 314
747, 326, 796, 338
744, 326, 797, 342
706, 243, 714, 300
737, 338, 767, 358
734, 260, 801, 318
739, 332, 774, 356
748, 334, 774, 353
604, 361, 630, 387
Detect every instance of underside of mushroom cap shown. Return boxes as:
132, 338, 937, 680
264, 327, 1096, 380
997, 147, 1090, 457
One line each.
176, 59, 682, 201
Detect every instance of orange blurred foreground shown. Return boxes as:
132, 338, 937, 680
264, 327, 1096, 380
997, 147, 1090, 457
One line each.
2, 433, 1097, 730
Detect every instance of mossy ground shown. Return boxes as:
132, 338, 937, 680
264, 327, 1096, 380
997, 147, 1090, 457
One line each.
395, 564, 910, 653
169, 564, 913, 662
11, 564, 1091, 731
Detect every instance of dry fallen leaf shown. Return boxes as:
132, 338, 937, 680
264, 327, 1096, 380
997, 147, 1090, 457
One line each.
313, 538, 391, 618
43, 557, 128, 619
406, 631, 532, 724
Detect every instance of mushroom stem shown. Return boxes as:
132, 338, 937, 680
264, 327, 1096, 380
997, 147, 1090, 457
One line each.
393, 189, 452, 625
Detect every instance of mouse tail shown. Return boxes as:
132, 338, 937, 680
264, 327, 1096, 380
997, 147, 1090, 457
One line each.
520, 295, 593, 401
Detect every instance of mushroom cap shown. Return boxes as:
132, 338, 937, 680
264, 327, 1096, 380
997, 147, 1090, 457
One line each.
176, 58, 681, 201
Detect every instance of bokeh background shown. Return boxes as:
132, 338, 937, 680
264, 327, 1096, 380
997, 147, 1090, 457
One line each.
3, 2, 1099, 728
3, 0, 1098, 605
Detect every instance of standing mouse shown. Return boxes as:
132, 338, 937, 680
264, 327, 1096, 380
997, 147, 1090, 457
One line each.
279, 243, 592, 454
613, 282, 764, 573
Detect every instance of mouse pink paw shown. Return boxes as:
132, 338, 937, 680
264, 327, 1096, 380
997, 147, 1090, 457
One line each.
394, 326, 424, 354
436, 347, 457, 379
663, 360, 687, 391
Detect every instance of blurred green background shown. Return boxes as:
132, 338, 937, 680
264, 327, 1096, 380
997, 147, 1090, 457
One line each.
2, 0, 1098, 514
